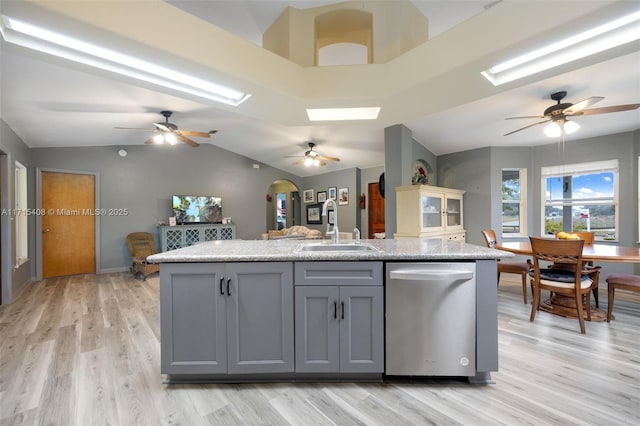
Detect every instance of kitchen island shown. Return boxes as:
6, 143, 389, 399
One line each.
148, 238, 509, 384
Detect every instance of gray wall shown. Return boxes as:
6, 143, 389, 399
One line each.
0, 119, 33, 303
30, 144, 302, 272
301, 168, 360, 236
384, 124, 438, 238
438, 147, 492, 247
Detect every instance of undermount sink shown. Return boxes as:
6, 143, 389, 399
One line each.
297, 243, 379, 252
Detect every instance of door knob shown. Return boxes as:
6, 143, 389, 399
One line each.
43, 228, 50, 233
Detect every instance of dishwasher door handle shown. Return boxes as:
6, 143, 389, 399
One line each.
389, 270, 473, 281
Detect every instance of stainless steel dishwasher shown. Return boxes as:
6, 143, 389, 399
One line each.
385, 262, 476, 376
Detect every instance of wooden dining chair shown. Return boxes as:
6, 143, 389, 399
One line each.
606, 273, 640, 322
529, 237, 593, 334
481, 229, 532, 304
553, 231, 602, 307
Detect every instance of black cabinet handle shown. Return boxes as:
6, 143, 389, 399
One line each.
341, 301, 345, 320
226, 278, 231, 296
219, 277, 225, 295
333, 301, 337, 319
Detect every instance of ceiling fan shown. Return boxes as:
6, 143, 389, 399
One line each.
115, 110, 217, 147
287, 142, 340, 167
504, 91, 640, 137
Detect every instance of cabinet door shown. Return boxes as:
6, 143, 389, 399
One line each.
295, 286, 340, 373
226, 262, 294, 374
339, 286, 384, 373
164, 228, 183, 251
445, 194, 464, 231
160, 263, 227, 374
184, 227, 201, 246
421, 193, 444, 232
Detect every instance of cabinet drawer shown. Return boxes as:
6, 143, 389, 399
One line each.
295, 262, 382, 286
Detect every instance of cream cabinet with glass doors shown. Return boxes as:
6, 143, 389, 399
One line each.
394, 185, 466, 241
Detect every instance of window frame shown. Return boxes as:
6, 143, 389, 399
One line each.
540, 159, 619, 241
501, 168, 527, 238
15, 161, 28, 267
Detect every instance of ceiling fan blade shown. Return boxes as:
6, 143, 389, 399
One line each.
504, 115, 546, 120
318, 155, 340, 162
293, 158, 305, 165
504, 119, 550, 136
144, 137, 156, 145
177, 135, 200, 147
180, 130, 211, 138
562, 96, 604, 115
153, 123, 171, 132
318, 160, 327, 166
573, 104, 640, 116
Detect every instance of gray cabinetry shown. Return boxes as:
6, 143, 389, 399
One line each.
294, 262, 384, 373
158, 224, 236, 251
161, 262, 293, 376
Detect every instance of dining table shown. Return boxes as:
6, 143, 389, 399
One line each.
495, 240, 640, 321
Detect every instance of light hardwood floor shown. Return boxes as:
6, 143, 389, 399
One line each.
1, 272, 638, 426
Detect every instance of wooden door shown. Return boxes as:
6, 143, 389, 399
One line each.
42, 171, 96, 278
368, 182, 385, 238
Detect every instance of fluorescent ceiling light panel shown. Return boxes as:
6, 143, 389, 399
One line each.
306, 107, 381, 121
481, 10, 640, 86
0, 16, 251, 106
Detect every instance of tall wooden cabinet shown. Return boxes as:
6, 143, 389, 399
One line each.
394, 184, 466, 241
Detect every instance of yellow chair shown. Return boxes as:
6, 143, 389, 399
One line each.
126, 232, 159, 280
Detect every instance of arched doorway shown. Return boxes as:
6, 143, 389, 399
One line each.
267, 180, 300, 231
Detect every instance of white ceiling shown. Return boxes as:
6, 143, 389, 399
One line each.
1, 1, 639, 177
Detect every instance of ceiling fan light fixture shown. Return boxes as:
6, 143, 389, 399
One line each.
164, 132, 177, 145
152, 133, 165, 144
0, 16, 251, 106
544, 119, 580, 137
312, 158, 320, 166
544, 121, 562, 138
304, 157, 314, 167
564, 120, 580, 135
306, 107, 380, 121
481, 10, 640, 86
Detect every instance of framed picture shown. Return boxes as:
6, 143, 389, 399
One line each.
317, 191, 327, 203
328, 210, 335, 225
328, 187, 337, 200
303, 189, 315, 203
306, 204, 322, 224
338, 187, 349, 205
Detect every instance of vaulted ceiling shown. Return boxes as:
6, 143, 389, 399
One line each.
1, 1, 638, 177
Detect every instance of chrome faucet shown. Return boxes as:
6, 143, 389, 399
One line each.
322, 199, 339, 244
354, 227, 361, 242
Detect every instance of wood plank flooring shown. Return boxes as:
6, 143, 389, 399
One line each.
1, 272, 638, 425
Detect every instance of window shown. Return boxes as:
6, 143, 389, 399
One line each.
541, 160, 618, 241
502, 169, 527, 236
15, 161, 28, 266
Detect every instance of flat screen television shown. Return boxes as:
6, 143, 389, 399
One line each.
172, 195, 222, 224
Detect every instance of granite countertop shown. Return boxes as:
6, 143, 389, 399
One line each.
147, 238, 512, 263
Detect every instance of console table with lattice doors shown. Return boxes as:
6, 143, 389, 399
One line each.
158, 224, 236, 252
